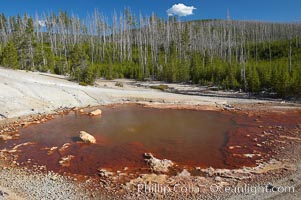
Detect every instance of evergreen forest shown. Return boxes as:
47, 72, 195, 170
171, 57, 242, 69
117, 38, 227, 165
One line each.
0, 10, 301, 98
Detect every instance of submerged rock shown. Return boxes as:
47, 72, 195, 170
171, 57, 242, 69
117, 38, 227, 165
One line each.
0, 134, 13, 141
143, 153, 174, 173
47, 146, 58, 155
12, 142, 35, 150
59, 155, 74, 167
244, 154, 256, 158
79, 131, 96, 144
89, 109, 102, 116
58, 143, 71, 154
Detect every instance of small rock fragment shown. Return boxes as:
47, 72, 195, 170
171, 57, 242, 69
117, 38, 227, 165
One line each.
143, 153, 174, 173
178, 169, 191, 177
98, 169, 114, 177
89, 109, 102, 116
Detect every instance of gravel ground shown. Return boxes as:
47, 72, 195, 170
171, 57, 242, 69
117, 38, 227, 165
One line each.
227, 144, 301, 200
0, 164, 104, 200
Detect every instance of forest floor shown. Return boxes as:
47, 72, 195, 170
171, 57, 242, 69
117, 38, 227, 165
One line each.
0, 67, 301, 199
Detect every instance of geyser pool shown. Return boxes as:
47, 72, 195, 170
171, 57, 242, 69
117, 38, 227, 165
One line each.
3, 104, 239, 175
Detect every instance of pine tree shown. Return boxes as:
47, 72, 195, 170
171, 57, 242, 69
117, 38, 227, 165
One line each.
190, 53, 201, 84
1, 41, 19, 69
82, 65, 96, 85
69, 44, 90, 83
19, 16, 36, 70
275, 65, 291, 97
248, 66, 260, 93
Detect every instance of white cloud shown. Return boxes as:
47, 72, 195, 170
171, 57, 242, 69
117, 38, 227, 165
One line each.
167, 3, 196, 17
38, 20, 46, 27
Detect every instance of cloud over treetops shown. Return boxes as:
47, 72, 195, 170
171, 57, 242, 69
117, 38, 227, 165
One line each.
167, 3, 196, 17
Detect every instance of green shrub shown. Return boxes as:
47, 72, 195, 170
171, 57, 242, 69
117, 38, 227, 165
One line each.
79, 81, 88, 86
115, 82, 124, 87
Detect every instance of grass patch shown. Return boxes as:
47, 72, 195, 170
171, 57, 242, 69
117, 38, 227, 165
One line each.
150, 84, 169, 91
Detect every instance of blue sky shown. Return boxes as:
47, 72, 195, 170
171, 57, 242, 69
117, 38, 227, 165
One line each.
0, 0, 300, 22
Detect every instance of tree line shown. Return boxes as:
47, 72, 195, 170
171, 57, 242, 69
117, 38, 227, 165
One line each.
0, 10, 300, 97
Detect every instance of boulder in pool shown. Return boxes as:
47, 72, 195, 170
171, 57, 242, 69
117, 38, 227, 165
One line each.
79, 131, 96, 144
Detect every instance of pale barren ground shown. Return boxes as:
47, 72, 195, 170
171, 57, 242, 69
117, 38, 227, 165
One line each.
0, 67, 300, 200
0, 67, 278, 120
